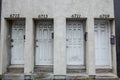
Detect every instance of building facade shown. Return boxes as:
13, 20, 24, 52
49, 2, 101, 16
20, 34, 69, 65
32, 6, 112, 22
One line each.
0, 0, 118, 79
114, 0, 120, 79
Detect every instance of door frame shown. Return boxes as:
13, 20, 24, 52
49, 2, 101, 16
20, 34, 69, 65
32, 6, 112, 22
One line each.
66, 18, 87, 70
5, 18, 26, 66
94, 19, 113, 69
10, 20, 25, 65
33, 18, 54, 66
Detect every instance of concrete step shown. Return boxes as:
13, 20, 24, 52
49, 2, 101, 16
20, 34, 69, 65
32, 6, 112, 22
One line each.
3, 74, 24, 80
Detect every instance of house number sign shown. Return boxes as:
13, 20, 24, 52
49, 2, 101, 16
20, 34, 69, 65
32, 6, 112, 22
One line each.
10, 14, 20, 18
71, 14, 81, 18
99, 14, 110, 18
38, 14, 48, 18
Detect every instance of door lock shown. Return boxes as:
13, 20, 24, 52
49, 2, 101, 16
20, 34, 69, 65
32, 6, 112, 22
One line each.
11, 39, 14, 42
36, 40, 38, 42
10, 45, 13, 48
66, 46, 68, 48
36, 45, 39, 47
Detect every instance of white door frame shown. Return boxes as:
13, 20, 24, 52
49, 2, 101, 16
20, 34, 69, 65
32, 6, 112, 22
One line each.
10, 20, 25, 65
35, 20, 53, 65
95, 20, 112, 68
66, 20, 85, 66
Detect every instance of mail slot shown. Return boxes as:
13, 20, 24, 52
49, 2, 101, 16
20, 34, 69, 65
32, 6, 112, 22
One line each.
110, 35, 115, 45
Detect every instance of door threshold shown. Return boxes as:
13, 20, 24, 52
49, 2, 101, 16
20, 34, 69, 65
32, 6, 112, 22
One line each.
8, 65, 24, 68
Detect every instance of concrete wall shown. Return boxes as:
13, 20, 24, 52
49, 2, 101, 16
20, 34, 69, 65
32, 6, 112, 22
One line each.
1, 0, 114, 17
0, 0, 117, 79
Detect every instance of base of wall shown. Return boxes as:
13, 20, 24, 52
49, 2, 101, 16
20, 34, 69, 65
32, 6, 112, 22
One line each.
0, 75, 2, 80
3, 74, 24, 80
1, 73, 118, 80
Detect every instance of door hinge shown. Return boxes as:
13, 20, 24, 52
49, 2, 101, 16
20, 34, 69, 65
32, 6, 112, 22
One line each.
52, 32, 54, 39
84, 32, 87, 41
24, 35, 25, 40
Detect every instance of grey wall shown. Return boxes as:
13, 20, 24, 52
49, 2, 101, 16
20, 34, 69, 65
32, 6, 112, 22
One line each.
114, 0, 120, 77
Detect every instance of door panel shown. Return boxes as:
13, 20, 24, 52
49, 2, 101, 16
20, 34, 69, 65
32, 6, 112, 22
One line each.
35, 21, 53, 65
95, 20, 111, 67
66, 21, 84, 65
11, 21, 25, 65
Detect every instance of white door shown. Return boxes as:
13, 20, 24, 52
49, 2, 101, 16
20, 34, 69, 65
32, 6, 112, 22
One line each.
95, 20, 111, 67
66, 21, 84, 65
35, 21, 53, 65
11, 21, 25, 64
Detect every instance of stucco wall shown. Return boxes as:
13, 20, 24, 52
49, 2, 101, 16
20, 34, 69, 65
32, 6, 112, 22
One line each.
1, 0, 114, 18
0, 0, 116, 78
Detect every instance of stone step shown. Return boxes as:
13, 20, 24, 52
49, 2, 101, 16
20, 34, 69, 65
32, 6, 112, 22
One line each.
3, 75, 24, 80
